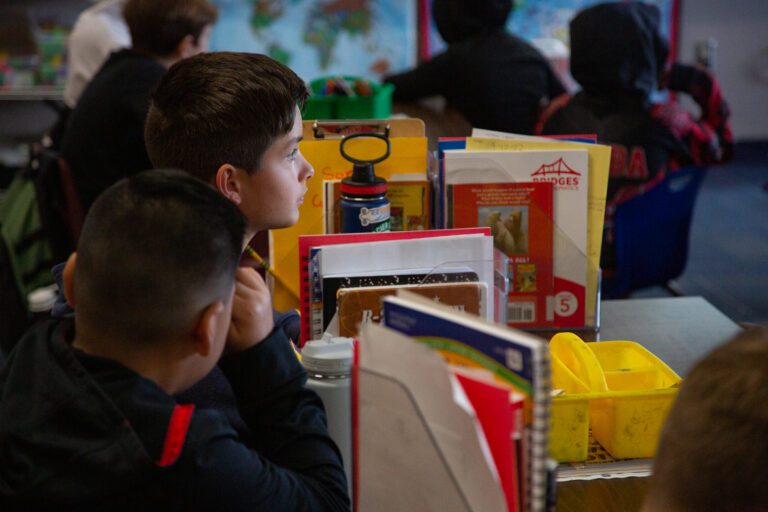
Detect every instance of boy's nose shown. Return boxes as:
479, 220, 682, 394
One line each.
302, 157, 314, 181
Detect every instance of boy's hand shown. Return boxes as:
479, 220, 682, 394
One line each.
227, 267, 275, 352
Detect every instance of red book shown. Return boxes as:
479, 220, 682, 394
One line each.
454, 369, 521, 512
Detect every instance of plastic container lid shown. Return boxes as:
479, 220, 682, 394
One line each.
301, 336, 354, 377
27, 284, 58, 313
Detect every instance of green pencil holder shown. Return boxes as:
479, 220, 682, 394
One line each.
303, 76, 393, 120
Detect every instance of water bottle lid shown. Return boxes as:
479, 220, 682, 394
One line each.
28, 284, 58, 313
301, 336, 354, 377
340, 180, 387, 197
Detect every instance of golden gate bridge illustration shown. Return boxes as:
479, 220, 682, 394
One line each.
531, 158, 581, 176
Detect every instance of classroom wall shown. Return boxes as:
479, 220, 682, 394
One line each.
677, 0, 768, 141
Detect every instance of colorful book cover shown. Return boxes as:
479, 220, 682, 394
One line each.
381, 291, 551, 512
444, 149, 589, 329
465, 135, 612, 329
448, 181, 555, 328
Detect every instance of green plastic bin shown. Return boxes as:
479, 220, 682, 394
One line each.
303, 76, 394, 120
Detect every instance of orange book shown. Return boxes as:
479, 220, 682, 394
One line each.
449, 181, 555, 328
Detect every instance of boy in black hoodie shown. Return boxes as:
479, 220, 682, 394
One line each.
537, 1, 733, 283
0, 171, 349, 510
384, 0, 564, 134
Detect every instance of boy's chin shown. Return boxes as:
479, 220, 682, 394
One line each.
268, 213, 300, 230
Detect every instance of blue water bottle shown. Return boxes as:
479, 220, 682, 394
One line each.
339, 133, 391, 233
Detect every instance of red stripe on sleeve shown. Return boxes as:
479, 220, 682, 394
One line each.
158, 404, 195, 467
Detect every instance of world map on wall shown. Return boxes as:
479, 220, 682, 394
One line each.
509, 0, 674, 42
210, 0, 417, 82
429, 0, 676, 56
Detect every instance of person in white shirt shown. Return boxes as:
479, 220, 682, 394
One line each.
63, 0, 130, 108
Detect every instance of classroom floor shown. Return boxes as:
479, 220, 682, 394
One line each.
632, 141, 768, 326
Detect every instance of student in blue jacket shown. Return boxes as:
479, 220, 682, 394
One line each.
0, 170, 349, 510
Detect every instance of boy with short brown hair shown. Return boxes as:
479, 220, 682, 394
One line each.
0, 170, 349, 510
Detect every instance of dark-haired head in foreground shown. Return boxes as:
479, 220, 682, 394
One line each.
644, 327, 768, 512
64, 169, 244, 393
145, 51, 313, 239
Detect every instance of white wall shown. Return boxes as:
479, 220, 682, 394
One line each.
678, 0, 768, 141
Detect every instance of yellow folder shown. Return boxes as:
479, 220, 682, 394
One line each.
270, 120, 428, 311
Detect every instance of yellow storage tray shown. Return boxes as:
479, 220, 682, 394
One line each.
549, 333, 681, 462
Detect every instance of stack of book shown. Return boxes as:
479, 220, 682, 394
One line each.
436, 129, 611, 330
355, 291, 553, 512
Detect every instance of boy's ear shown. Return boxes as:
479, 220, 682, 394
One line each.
175, 34, 196, 60
62, 253, 77, 308
214, 163, 244, 205
193, 301, 226, 357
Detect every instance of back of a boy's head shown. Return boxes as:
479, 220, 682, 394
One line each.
145, 52, 309, 183
569, 1, 668, 99
123, 0, 218, 57
75, 169, 244, 344
647, 327, 768, 512
433, 0, 513, 44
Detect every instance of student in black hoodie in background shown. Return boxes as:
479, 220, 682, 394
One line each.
384, 0, 564, 135
0, 170, 349, 511
537, 1, 733, 282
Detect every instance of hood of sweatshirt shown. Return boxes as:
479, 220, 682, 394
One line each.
569, 1, 668, 101
433, 0, 513, 44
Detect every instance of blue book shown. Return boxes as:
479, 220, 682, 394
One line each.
435, 137, 467, 229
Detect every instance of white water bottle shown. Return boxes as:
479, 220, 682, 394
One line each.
302, 336, 354, 495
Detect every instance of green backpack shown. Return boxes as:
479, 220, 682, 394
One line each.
0, 171, 56, 317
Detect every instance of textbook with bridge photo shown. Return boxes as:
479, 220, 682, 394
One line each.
443, 148, 589, 329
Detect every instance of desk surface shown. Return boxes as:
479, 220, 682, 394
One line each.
555, 296, 741, 512
595, 296, 742, 376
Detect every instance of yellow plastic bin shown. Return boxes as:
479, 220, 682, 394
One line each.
550, 333, 602, 462
549, 333, 682, 462
588, 341, 681, 459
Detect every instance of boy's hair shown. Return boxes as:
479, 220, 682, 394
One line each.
123, 0, 218, 57
648, 327, 768, 511
145, 52, 309, 182
75, 169, 245, 344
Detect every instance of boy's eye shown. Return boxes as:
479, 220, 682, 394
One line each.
287, 148, 299, 161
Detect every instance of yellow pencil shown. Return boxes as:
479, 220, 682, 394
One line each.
243, 245, 303, 354
243, 245, 275, 277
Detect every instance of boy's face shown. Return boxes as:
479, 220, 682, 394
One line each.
236, 107, 314, 232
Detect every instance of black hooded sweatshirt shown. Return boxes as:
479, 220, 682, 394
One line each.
384, 0, 565, 134
0, 319, 350, 511
537, 1, 732, 276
